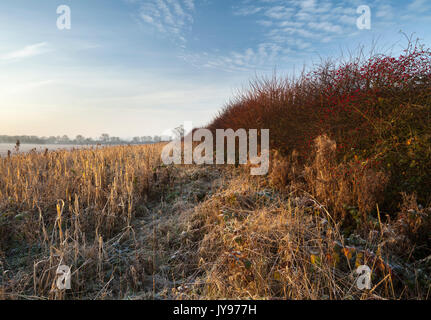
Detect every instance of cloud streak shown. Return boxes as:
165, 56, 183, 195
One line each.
0, 42, 49, 61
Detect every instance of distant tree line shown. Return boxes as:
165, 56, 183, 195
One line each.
0, 134, 164, 145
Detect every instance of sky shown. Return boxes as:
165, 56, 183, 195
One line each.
0, 0, 430, 139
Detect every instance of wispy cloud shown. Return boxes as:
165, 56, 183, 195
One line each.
133, 0, 195, 44
399, 0, 431, 21
216, 0, 365, 70
408, 0, 430, 12
0, 42, 49, 61
233, 5, 263, 16
131, 0, 431, 73
181, 43, 290, 72
264, 6, 295, 20
241, 0, 358, 38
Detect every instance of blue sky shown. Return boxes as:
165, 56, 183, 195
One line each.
0, 0, 430, 139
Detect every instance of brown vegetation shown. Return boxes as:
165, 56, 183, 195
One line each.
1, 42, 430, 300
208, 42, 431, 210
0, 143, 430, 299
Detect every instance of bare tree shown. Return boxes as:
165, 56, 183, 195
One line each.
100, 133, 110, 144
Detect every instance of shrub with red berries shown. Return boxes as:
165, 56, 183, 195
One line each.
209, 42, 431, 212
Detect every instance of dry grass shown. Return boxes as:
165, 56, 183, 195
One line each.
172, 163, 429, 300
0, 144, 429, 300
0, 144, 165, 241
0, 144, 169, 299
303, 135, 389, 224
